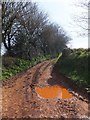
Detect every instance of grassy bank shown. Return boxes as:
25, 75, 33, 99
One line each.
1, 55, 52, 80
55, 48, 89, 91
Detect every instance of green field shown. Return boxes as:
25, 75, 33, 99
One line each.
55, 48, 89, 92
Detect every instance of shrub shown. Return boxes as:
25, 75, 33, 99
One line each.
55, 48, 89, 90
2, 55, 52, 80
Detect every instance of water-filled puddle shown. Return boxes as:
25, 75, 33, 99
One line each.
35, 85, 73, 99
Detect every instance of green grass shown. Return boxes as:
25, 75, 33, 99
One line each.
1, 55, 52, 80
55, 48, 89, 91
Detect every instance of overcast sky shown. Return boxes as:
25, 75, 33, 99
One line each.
31, 0, 88, 48
1, 0, 88, 55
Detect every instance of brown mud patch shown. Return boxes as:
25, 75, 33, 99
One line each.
1, 60, 89, 118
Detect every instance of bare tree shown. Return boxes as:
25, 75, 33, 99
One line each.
2, 1, 71, 59
2, 1, 30, 55
73, 0, 89, 36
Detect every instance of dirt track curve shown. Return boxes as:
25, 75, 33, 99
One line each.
1, 60, 89, 119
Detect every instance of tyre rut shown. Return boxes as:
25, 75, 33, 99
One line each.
1, 60, 89, 118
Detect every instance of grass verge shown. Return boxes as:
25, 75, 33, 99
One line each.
1, 55, 52, 80
55, 48, 90, 92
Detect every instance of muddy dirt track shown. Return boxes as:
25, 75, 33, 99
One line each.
1, 60, 89, 119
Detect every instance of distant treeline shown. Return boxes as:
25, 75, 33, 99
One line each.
2, 1, 71, 59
